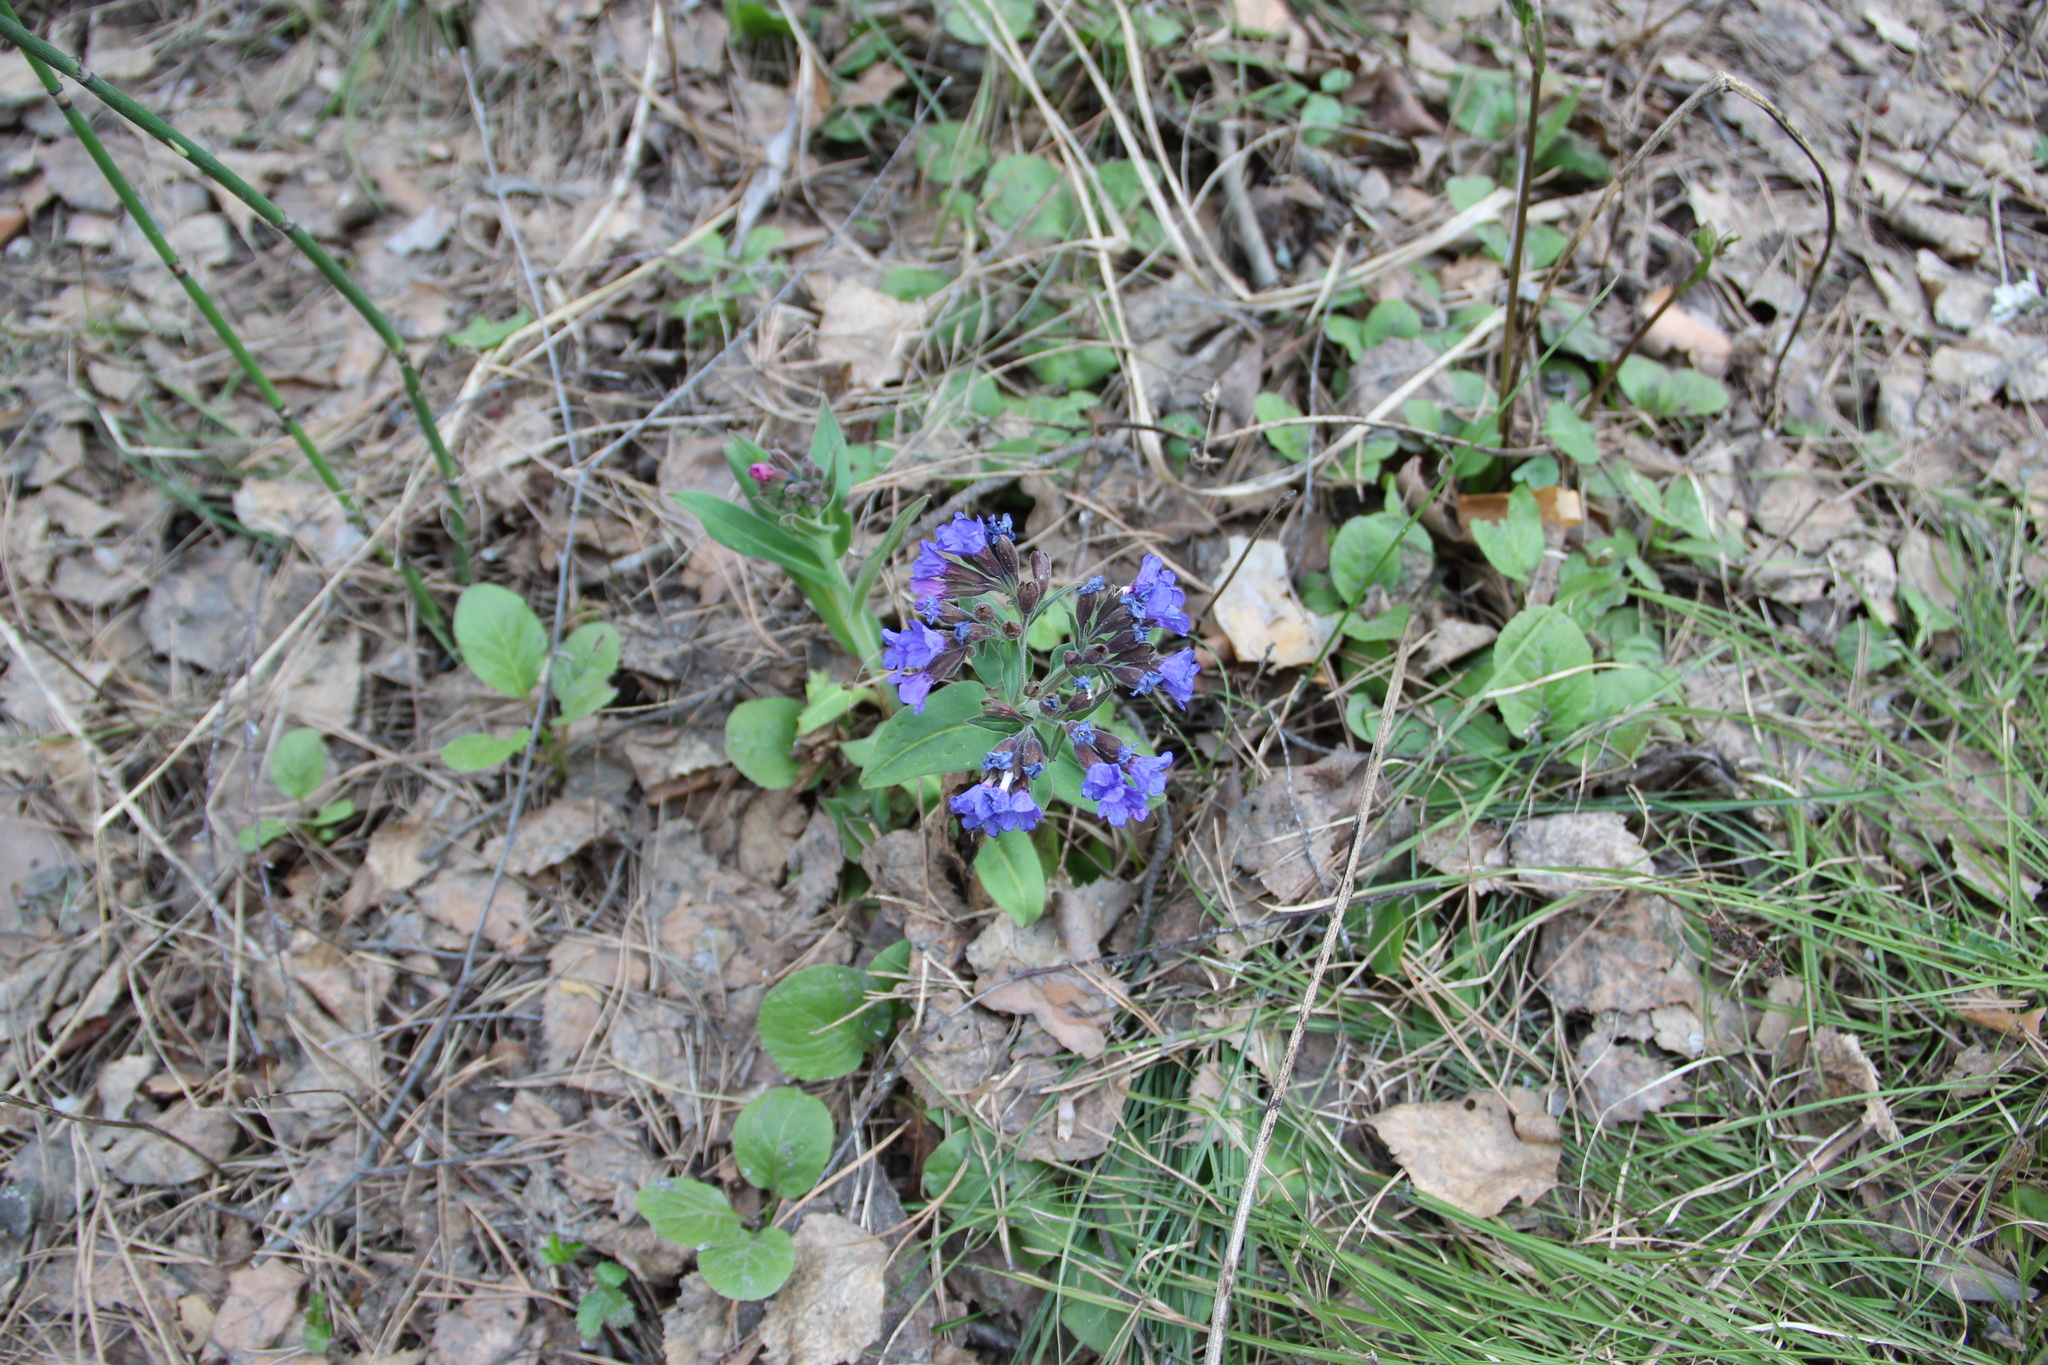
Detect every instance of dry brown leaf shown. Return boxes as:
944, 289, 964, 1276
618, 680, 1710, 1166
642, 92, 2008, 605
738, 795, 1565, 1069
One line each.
759, 1213, 888, 1365
812, 276, 925, 390
543, 939, 649, 1074
1807, 1026, 1902, 1145
141, 543, 261, 672
233, 478, 367, 570
432, 1293, 530, 1365
1415, 820, 1507, 894
1509, 812, 1652, 899
1213, 537, 1332, 668
1636, 286, 1732, 376
1533, 890, 1700, 1016
1231, 0, 1309, 69
1224, 749, 1412, 903
1575, 1033, 1690, 1125
785, 810, 846, 922
480, 799, 615, 876
1416, 615, 1497, 674
415, 868, 532, 950
993, 1054, 1131, 1162
365, 816, 440, 897
208, 1259, 304, 1362
1457, 486, 1585, 528
968, 906, 1119, 1058
662, 1274, 727, 1365
1369, 1089, 1561, 1217
104, 1101, 237, 1186
277, 632, 363, 732
1952, 996, 2043, 1039
900, 990, 1009, 1111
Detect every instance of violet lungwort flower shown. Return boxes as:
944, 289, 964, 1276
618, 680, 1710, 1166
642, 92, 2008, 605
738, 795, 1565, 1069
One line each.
892, 669, 936, 714
1157, 649, 1200, 709
934, 513, 989, 556
1125, 554, 1193, 636
1081, 760, 1153, 828
1125, 750, 1175, 799
951, 781, 1044, 834
881, 621, 947, 673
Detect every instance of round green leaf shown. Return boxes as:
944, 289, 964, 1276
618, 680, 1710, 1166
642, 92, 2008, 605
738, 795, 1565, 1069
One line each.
1545, 400, 1600, 464
859, 682, 996, 789
697, 1228, 794, 1301
636, 1178, 741, 1246
269, 727, 328, 803
442, 729, 532, 772
552, 621, 621, 725
917, 121, 990, 184
975, 830, 1047, 928
732, 1087, 834, 1199
757, 965, 872, 1080
1330, 511, 1434, 600
726, 696, 803, 790
1487, 605, 1595, 740
455, 583, 549, 700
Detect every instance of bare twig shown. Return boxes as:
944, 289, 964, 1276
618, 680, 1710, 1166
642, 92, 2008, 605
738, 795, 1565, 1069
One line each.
0, 1092, 230, 1178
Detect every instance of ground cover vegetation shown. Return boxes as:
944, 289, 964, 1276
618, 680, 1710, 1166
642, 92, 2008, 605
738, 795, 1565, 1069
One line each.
0, 0, 2045, 1361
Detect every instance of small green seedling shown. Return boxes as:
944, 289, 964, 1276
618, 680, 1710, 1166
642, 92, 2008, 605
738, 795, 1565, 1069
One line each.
302, 1291, 333, 1353
1469, 485, 1546, 585
636, 1086, 838, 1301
576, 1261, 636, 1340
441, 584, 620, 772
540, 1233, 584, 1265
239, 727, 353, 852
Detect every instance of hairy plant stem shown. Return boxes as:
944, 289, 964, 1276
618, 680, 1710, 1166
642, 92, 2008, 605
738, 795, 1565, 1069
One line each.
1495, 5, 1547, 450
0, 11, 475, 585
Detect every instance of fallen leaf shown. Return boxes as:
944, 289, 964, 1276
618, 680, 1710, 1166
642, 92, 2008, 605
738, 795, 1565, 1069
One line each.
1230, 0, 1309, 69
414, 868, 532, 949
208, 1260, 305, 1363
1509, 812, 1652, 899
277, 632, 363, 731
1415, 820, 1507, 894
1532, 890, 1700, 1016
1807, 1026, 1902, 1145
899, 991, 1009, 1112
784, 810, 845, 922
736, 787, 811, 884
860, 828, 968, 921
1636, 286, 1732, 376
432, 1293, 530, 1365
1213, 537, 1332, 668
812, 276, 925, 390
1952, 995, 2043, 1039
1897, 528, 1963, 617
662, 1275, 728, 1365
1457, 486, 1584, 528
141, 543, 265, 672
1369, 1089, 1561, 1217
480, 799, 615, 876
233, 478, 367, 570
364, 816, 441, 896
1224, 749, 1412, 903
621, 727, 726, 791
104, 1101, 237, 1186
759, 1213, 888, 1365
1417, 615, 1498, 672
968, 904, 1121, 1058
543, 938, 648, 1074
1575, 1033, 1690, 1124
992, 1054, 1131, 1162
96, 1054, 154, 1124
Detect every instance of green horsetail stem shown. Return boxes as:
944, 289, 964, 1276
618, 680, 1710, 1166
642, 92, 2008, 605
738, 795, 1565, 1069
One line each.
0, 9, 474, 588
0, 0, 453, 647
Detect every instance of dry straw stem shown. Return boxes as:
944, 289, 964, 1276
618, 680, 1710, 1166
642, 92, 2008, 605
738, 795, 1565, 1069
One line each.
1519, 73, 1837, 411
0, 10, 476, 583
1204, 633, 1416, 1365
1492, 0, 1547, 448
0, 0, 453, 644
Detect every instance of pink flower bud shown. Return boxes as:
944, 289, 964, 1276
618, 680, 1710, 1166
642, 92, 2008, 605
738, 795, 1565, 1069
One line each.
748, 462, 778, 484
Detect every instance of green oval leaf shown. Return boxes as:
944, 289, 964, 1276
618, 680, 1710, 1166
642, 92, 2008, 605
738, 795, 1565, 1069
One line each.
859, 682, 997, 789
449, 309, 533, 350
731, 1087, 834, 1199
552, 621, 621, 725
726, 696, 804, 790
455, 583, 548, 700
975, 829, 1047, 928
269, 727, 327, 803
441, 728, 532, 772
1253, 392, 1307, 463
1487, 605, 1595, 740
636, 1178, 741, 1246
757, 965, 873, 1080
1545, 400, 1600, 464
1468, 485, 1546, 584
697, 1228, 794, 1301
1330, 511, 1434, 600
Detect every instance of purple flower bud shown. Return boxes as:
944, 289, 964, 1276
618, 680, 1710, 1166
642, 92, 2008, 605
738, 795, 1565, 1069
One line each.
748, 462, 779, 484
982, 749, 1015, 772
1069, 720, 1096, 748
1078, 575, 1106, 595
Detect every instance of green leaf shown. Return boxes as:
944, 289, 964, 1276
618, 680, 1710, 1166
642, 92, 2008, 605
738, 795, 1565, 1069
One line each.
309, 799, 354, 827
576, 1279, 636, 1339
541, 1233, 585, 1266
1253, 392, 1308, 462
1545, 400, 1600, 464
758, 964, 875, 1080
939, 0, 1035, 45
1487, 605, 1595, 740
448, 309, 533, 350
237, 819, 291, 854
1616, 356, 1729, 417
849, 494, 931, 611
1448, 69, 1516, 139
303, 1292, 333, 1353
1469, 485, 1546, 583
860, 682, 997, 788
810, 403, 850, 507
673, 492, 835, 581
637, 1178, 743, 1246
442, 729, 532, 772
1329, 511, 1434, 600
883, 267, 953, 301
1025, 600, 1073, 652
796, 671, 869, 736
1445, 174, 1498, 213
922, 1130, 1070, 1260
726, 0, 793, 38
698, 1228, 795, 1301
726, 696, 804, 790
731, 1087, 835, 1199
984, 153, 1070, 240
1361, 297, 1424, 349
269, 727, 327, 803
455, 583, 549, 700
552, 621, 620, 726
918, 121, 991, 185
975, 829, 1047, 927
1533, 87, 1578, 159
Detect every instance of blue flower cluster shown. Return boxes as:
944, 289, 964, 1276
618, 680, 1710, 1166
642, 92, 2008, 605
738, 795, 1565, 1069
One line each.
879, 513, 1202, 835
